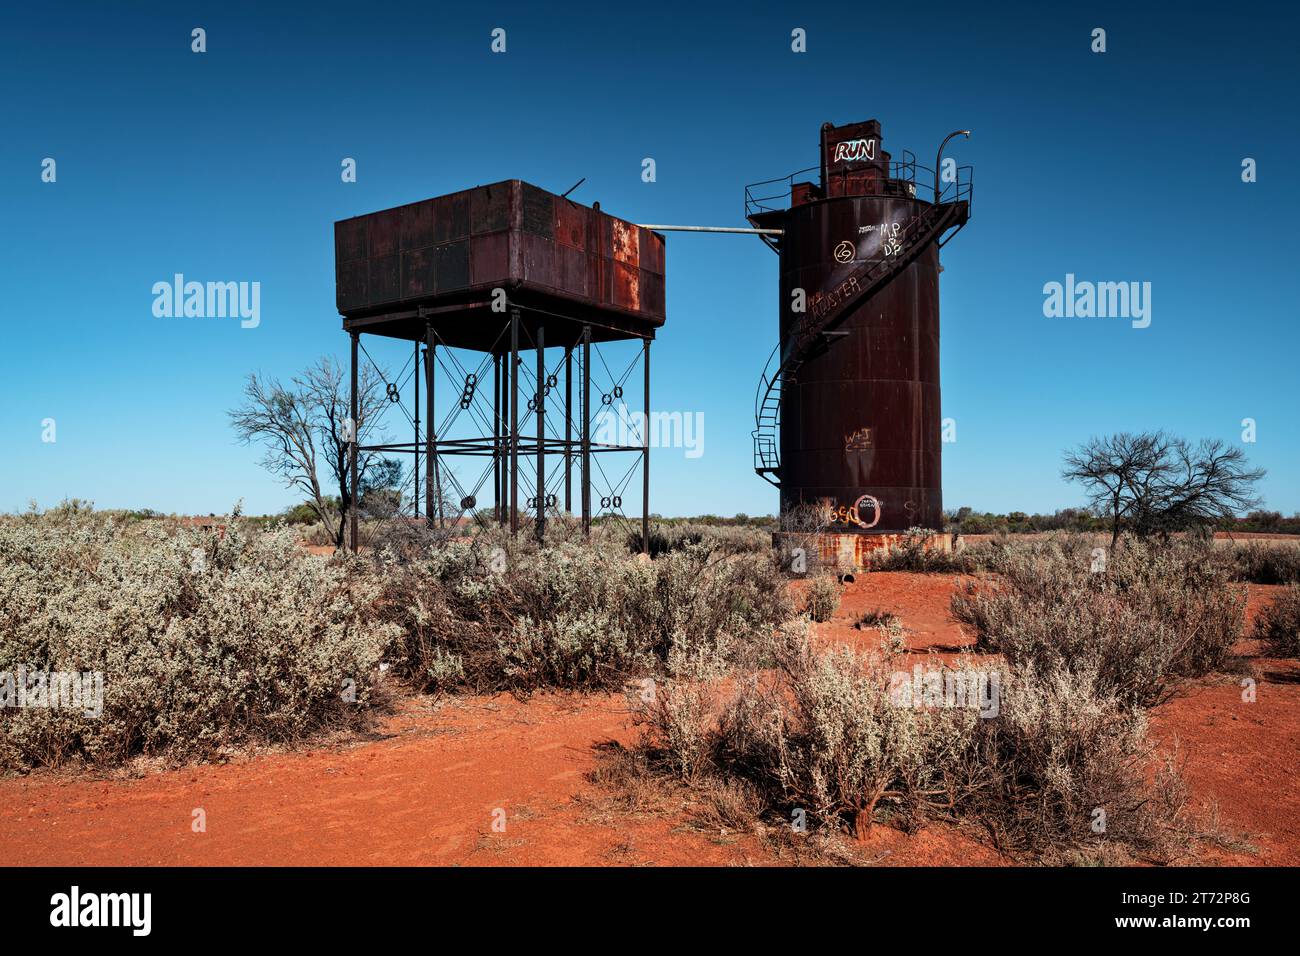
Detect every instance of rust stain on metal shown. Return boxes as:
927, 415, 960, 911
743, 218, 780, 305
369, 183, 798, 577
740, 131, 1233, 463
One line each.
334, 180, 665, 348
772, 530, 953, 571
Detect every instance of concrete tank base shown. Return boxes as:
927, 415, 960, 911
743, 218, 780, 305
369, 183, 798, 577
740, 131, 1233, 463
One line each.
772, 530, 953, 573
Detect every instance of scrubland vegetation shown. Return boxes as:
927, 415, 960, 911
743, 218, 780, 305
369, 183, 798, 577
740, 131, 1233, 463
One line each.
950, 536, 1246, 707
0, 506, 787, 770
2, 501, 1293, 865
0, 504, 397, 769
1254, 585, 1300, 657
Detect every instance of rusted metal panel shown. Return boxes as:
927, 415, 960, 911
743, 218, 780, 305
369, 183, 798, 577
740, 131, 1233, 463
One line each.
639, 228, 665, 275
336, 216, 367, 261
554, 199, 588, 250
610, 220, 639, 267
433, 193, 467, 244
469, 233, 508, 287
368, 253, 399, 306
520, 232, 557, 289
401, 198, 437, 249
557, 243, 588, 296
612, 260, 640, 311
520, 183, 553, 238
790, 181, 819, 207
335, 180, 665, 343
402, 246, 436, 298
640, 269, 664, 315
469, 184, 508, 234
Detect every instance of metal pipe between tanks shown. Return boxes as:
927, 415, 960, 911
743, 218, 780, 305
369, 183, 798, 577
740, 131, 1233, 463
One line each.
636, 224, 783, 235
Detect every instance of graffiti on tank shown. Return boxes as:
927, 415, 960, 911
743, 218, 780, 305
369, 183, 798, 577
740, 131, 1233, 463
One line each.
844, 427, 875, 486
828, 493, 882, 530
879, 221, 903, 257
789, 214, 916, 344
832, 138, 877, 163
801, 273, 861, 331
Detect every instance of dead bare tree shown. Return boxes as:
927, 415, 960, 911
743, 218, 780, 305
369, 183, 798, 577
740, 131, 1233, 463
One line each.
1136, 438, 1266, 538
1063, 431, 1264, 547
229, 356, 390, 549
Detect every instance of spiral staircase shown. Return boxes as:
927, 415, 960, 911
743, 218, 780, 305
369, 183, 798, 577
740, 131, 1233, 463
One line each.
751, 197, 969, 487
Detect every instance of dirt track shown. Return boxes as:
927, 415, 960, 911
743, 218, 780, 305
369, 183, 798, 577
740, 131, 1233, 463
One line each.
3, 574, 1296, 866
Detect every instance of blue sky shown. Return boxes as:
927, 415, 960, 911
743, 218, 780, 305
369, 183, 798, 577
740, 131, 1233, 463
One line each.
2, 1, 1296, 518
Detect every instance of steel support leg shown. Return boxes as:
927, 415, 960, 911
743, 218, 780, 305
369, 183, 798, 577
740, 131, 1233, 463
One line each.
413, 338, 420, 521
349, 330, 359, 553
424, 327, 435, 526
642, 337, 650, 555
564, 345, 572, 514
510, 308, 519, 535
535, 325, 546, 541
493, 352, 501, 524
581, 325, 591, 539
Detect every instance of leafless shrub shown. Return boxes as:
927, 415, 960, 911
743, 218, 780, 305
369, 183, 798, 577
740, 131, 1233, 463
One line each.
853, 609, 900, 630
1063, 431, 1265, 547
632, 522, 770, 558
779, 501, 830, 535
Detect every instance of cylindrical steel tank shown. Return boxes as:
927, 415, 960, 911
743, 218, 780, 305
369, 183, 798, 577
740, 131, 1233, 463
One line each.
778, 197, 941, 530
754, 119, 958, 532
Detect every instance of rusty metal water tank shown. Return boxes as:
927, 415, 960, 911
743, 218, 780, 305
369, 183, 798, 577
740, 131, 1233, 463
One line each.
747, 119, 971, 532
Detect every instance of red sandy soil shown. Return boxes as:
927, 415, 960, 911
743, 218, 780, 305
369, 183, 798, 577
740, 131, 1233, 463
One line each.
2, 574, 1296, 866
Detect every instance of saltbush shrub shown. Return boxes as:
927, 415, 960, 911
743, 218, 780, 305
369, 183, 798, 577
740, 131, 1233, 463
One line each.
630, 625, 1186, 860
803, 574, 840, 623
969, 664, 1186, 859
951, 536, 1245, 707
1254, 585, 1300, 657
1232, 543, 1300, 585
0, 512, 399, 771
371, 534, 791, 694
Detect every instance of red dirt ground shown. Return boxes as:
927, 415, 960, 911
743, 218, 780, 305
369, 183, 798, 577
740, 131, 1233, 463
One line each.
3, 574, 1296, 866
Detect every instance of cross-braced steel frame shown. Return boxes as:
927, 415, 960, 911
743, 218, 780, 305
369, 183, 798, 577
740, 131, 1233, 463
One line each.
346, 303, 651, 552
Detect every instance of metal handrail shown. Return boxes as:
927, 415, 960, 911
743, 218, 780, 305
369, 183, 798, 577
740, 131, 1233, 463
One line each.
745, 154, 973, 219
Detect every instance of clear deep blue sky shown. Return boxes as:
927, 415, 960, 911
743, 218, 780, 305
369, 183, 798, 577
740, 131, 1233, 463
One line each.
2, 1, 1297, 518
